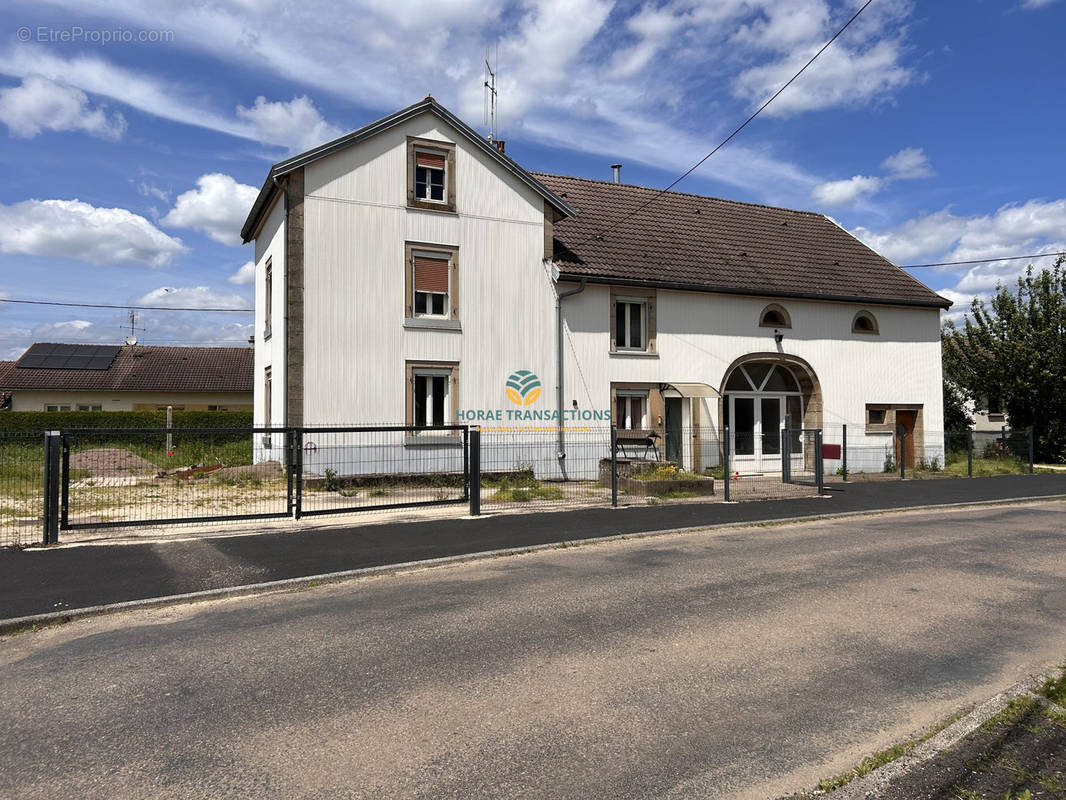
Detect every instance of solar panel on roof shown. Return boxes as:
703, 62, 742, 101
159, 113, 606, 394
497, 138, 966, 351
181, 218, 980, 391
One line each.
17, 343, 121, 370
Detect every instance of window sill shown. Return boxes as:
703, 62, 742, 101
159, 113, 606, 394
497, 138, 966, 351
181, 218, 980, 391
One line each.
406, 202, 458, 215
865, 427, 893, 435
404, 434, 463, 448
610, 350, 659, 359
263, 331, 272, 341
404, 318, 462, 332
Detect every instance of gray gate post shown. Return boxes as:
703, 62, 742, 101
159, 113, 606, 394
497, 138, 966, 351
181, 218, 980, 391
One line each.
469, 428, 481, 516
815, 429, 824, 496
723, 425, 731, 502
60, 433, 70, 530
1028, 426, 1035, 474
842, 423, 848, 481
42, 431, 61, 545
966, 430, 973, 478
610, 424, 618, 507
294, 428, 304, 520
462, 426, 470, 502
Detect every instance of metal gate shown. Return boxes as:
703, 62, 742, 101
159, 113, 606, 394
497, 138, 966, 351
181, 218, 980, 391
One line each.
52, 425, 470, 533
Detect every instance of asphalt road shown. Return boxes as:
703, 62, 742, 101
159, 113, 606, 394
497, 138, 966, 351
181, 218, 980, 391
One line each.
2, 501, 1065, 799
3, 473, 1065, 620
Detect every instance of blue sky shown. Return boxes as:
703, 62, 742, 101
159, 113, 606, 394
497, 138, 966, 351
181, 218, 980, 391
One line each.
1, 0, 1064, 359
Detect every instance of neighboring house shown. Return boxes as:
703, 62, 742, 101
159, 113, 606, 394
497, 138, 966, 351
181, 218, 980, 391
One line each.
971, 396, 1008, 433
1, 343, 253, 412
241, 97, 950, 475
0, 361, 13, 410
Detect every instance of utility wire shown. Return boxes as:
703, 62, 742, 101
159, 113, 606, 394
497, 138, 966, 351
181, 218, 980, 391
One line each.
0, 298, 253, 312
899, 252, 1066, 269
566, 0, 877, 251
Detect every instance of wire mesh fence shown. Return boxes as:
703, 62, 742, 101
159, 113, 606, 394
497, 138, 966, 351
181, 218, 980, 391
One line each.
61, 427, 291, 530
297, 425, 469, 516
0, 430, 44, 547
1, 422, 1042, 546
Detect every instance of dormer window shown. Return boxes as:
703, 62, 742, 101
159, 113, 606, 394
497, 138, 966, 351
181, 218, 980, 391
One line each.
852, 311, 879, 334
407, 137, 456, 212
759, 303, 791, 328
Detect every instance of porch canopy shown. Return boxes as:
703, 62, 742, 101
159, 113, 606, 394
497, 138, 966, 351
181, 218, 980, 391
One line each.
659, 382, 721, 399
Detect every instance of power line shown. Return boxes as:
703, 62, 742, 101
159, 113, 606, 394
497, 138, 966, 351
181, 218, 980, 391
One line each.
899, 252, 1066, 269
0, 298, 253, 312
567, 0, 876, 251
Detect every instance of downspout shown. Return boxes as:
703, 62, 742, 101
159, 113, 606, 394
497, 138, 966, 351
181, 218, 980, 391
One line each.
556, 274, 587, 477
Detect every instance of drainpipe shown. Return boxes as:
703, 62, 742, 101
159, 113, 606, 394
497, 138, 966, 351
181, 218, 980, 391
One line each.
556, 274, 587, 477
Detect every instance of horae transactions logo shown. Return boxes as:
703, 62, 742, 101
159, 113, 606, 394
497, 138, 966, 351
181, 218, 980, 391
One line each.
505, 370, 542, 406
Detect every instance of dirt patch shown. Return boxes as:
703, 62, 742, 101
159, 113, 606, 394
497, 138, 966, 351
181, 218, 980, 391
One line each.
211, 462, 283, 481
70, 448, 158, 478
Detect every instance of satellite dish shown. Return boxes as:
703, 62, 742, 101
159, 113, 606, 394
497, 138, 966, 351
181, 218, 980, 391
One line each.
125, 335, 138, 346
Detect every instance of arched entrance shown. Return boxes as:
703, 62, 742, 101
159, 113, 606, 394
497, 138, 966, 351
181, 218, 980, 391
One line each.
720, 354, 822, 472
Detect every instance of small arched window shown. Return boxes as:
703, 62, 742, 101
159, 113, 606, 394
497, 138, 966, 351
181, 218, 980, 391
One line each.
759, 303, 791, 329
852, 311, 879, 335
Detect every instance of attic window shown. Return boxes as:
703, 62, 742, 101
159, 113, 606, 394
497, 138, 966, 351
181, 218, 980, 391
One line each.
852, 311, 879, 335
407, 137, 456, 212
759, 303, 791, 329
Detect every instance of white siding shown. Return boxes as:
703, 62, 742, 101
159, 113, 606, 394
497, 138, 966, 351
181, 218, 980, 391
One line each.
300, 112, 556, 425
253, 197, 286, 430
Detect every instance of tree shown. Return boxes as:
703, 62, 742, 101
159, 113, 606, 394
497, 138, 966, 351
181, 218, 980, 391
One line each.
942, 379, 973, 432
942, 257, 1066, 462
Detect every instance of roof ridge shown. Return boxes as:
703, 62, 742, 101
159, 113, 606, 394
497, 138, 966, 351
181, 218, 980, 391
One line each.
532, 171, 826, 218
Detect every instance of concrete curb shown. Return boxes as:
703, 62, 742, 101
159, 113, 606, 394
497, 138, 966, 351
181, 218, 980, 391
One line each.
2, 494, 1064, 637
828, 675, 1047, 799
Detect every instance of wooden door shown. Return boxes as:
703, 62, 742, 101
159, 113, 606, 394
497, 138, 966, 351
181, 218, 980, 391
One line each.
895, 410, 917, 469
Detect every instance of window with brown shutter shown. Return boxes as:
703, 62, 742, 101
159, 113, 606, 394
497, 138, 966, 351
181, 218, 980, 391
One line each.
405, 242, 459, 323
407, 137, 456, 212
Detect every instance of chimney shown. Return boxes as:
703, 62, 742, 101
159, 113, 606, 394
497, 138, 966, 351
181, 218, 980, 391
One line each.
611, 163, 622, 183
495, 140, 506, 154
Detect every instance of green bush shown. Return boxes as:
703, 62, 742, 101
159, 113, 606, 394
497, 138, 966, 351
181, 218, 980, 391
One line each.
0, 410, 252, 434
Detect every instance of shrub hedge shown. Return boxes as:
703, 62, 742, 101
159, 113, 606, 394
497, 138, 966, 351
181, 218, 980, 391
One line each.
0, 410, 253, 434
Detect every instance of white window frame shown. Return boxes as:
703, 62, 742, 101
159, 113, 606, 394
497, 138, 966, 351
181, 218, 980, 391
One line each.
413, 147, 448, 205
615, 298, 648, 352
76, 404, 102, 411
45, 404, 71, 412
616, 390, 649, 431
411, 249, 451, 320
263, 257, 272, 340
412, 368, 451, 428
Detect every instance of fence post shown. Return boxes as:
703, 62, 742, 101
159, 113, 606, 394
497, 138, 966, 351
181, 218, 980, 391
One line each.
42, 431, 61, 545
1001, 425, 1007, 449
815, 429, 824, 496
462, 426, 470, 502
1028, 426, 1034, 474
294, 428, 304, 520
60, 433, 70, 530
610, 423, 618, 507
966, 429, 973, 478
723, 425, 731, 502
898, 427, 906, 479
842, 424, 848, 481
469, 428, 481, 516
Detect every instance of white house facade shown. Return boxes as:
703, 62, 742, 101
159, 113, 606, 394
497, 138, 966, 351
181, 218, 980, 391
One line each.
242, 97, 950, 478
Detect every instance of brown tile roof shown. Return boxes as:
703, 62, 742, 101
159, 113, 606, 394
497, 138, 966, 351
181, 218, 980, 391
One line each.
535, 173, 950, 309
3, 345, 253, 393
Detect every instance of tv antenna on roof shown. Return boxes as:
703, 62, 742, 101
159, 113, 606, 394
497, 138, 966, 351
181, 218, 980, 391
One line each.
123, 309, 145, 346
484, 44, 498, 144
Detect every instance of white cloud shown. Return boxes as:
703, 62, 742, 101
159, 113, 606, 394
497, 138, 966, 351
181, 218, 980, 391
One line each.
161, 174, 258, 246
811, 175, 882, 206
0, 199, 185, 267
0, 48, 341, 152
134, 286, 250, 309
731, 1, 917, 117
1021, 0, 1059, 8
0, 76, 126, 140
236, 95, 344, 152
228, 261, 255, 286
881, 146, 932, 179
852, 199, 1066, 313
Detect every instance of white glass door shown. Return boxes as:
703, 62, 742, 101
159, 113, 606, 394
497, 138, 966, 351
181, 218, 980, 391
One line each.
729, 395, 784, 472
